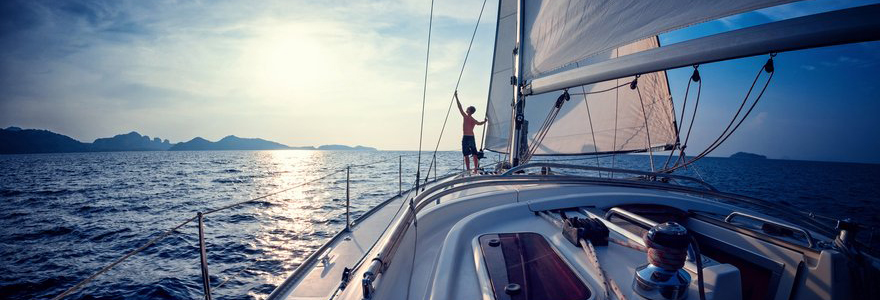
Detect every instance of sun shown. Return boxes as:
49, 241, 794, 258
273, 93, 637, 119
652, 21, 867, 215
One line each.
240, 23, 338, 101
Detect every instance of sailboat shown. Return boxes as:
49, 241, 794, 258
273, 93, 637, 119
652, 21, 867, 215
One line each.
266, 1, 880, 300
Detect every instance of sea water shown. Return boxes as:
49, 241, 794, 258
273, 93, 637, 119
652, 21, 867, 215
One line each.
1, 150, 878, 300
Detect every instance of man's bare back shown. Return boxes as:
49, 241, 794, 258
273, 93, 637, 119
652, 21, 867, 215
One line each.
455, 91, 487, 173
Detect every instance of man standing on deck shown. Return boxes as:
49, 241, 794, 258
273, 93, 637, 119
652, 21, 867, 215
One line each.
455, 91, 487, 174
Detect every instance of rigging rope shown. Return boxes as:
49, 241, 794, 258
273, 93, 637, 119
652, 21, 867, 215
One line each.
664, 54, 776, 173
521, 90, 569, 162
479, 113, 488, 151
568, 80, 632, 96
521, 78, 635, 164
204, 170, 344, 215
633, 75, 657, 172
576, 62, 604, 173
415, 0, 436, 190
612, 77, 620, 178
51, 215, 198, 300
583, 96, 601, 173
409, 0, 436, 296
674, 67, 703, 169
663, 66, 701, 169
349, 154, 416, 169
424, 0, 488, 182
530, 153, 616, 162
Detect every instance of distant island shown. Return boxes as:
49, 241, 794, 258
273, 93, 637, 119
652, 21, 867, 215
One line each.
0, 127, 377, 154
729, 152, 767, 160
317, 144, 378, 151
170, 135, 291, 151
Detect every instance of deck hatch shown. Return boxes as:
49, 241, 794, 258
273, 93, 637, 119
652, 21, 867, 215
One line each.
479, 232, 591, 300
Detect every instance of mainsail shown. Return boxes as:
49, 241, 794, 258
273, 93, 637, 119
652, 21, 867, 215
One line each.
484, 0, 800, 156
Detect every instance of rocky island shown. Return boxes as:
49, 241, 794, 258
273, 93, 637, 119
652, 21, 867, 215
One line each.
169, 135, 291, 151
729, 152, 767, 160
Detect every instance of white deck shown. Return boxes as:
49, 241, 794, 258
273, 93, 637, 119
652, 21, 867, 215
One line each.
272, 176, 855, 300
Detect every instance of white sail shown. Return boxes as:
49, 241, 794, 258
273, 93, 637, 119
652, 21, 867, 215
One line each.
485, 0, 800, 156
483, 0, 517, 153
520, 0, 798, 81
524, 37, 677, 155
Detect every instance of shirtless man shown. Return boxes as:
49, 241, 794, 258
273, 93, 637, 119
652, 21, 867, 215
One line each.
455, 91, 487, 173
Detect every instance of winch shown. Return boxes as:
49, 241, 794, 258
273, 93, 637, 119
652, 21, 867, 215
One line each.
633, 222, 692, 300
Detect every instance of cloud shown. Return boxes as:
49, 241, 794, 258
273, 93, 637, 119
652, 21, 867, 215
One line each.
838, 56, 867, 64
750, 111, 768, 128
0, 0, 497, 149
816, 55, 875, 68
800, 65, 816, 71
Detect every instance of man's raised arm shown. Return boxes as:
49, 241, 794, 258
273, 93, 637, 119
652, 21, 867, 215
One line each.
454, 91, 466, 117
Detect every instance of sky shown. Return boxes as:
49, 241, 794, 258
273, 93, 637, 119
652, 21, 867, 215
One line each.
0, 0, 878, 163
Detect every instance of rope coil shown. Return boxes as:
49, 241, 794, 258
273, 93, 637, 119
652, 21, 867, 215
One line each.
643, 234, 688, 271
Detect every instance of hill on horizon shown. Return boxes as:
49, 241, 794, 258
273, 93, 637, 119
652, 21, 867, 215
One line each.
317, 144, 378, 151
0, 127, 90, 154
92, 131, 173, 151
0, 127, 377, 154
169, 135, 292, 151
729, 152, 767, 160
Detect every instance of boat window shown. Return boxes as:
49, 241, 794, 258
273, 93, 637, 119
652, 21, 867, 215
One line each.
479, 232, 591, 300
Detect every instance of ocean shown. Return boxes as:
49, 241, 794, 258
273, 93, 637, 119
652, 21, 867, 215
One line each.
1, 150, 878, 300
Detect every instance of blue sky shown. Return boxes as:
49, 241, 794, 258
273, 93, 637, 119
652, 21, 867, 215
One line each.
660, 0, 880, 163
0, 0, 878, 163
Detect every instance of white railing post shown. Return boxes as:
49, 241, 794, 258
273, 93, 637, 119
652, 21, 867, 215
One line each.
399, 155, 402, 195
346, 166, 351, 231
197, 212, 213, 300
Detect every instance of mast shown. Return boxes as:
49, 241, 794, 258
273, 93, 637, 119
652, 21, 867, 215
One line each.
508, 0, 525, 167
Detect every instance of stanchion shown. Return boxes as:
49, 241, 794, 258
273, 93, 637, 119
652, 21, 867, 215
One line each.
399, 156, 402, 195
197, 212, 213, 300
346, 166, 351, 231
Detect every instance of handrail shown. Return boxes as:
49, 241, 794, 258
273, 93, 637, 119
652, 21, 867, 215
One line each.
605, 207, 658, 229
501, 162, 717, 191
725, 211, 815, 248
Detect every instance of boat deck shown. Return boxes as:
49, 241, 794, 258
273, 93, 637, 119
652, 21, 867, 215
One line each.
272, 175, 853, 300
269, 174, 470, 300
